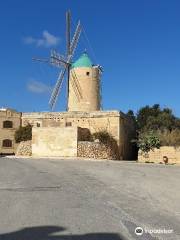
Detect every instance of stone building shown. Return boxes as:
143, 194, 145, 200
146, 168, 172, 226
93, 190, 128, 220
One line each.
22, 110, 135, 159
0, 108, 21, 154
0, 108, 135, 159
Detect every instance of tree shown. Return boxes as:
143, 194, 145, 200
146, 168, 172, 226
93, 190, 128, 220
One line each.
15, 124, 32, 143
128, 104, 180, 152
126, 110, 137, 124
136, 104, 179, 132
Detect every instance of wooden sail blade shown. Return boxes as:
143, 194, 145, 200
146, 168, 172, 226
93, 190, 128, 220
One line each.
70, 21, 82, 57
49, 67, 67, 110
32, 57, 50, 64
33, 54, 67, 69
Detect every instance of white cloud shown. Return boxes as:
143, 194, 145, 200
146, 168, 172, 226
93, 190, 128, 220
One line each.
27, 79, 52, 94
23, 30, 60, 48
23, 36, 36, 44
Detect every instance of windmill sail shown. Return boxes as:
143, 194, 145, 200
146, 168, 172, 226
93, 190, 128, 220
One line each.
33, 11, 82, 110
50, 50, 67, 68
49, 20, 82, 110
49, 67, 67, 109
70, 21, 82, 57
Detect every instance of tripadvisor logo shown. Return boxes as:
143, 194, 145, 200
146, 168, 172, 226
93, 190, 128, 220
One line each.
135, 226, 173, 236
135, 227, 143, 236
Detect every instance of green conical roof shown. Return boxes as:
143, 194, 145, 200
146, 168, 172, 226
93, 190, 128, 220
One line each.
71, 53, 93, 68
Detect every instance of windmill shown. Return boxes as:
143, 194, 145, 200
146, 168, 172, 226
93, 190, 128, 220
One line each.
33, 10, 82, 110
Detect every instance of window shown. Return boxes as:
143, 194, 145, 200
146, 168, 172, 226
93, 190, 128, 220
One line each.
36, 123, 41, 127
66, 122, 72, 127
3, 120, 13, 128
86, 72, 90, 76
2, 139, 12, 148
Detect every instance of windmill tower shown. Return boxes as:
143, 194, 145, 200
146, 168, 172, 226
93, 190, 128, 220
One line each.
34, 11, 102, 112
68, 52, 101, 111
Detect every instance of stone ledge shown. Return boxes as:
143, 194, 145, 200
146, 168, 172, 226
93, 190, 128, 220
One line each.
22, 110, 126, 119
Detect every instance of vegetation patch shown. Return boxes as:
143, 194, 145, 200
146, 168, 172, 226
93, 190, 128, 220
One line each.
127, 104, 180, 153
15, 124, 32, 143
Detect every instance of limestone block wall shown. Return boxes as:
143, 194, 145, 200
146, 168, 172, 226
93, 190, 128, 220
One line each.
22, 111, 120, 145
32, 127, 78, 157
22, 111, 120, 142
138, 146, 180, 164
22, 112, 43, 127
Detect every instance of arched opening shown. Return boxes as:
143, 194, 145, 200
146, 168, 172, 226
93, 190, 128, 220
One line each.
3, 120, 13, 128
2, 139, 12, 148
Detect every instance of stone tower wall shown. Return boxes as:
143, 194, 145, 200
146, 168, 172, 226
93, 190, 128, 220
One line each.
68, 66, 100, 112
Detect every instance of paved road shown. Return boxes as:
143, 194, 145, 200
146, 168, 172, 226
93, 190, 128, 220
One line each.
0, 157, 179, 240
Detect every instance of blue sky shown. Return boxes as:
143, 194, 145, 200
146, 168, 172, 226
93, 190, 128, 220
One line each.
0, 0, 180, 116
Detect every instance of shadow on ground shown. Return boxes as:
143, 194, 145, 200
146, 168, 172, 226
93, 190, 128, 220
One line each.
0, 226, 126, 240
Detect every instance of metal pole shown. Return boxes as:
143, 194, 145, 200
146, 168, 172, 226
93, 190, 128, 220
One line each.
66, 10, 71, 111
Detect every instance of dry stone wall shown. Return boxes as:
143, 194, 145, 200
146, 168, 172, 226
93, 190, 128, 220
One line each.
16, 140, 32, 156
78, 141, 118, 160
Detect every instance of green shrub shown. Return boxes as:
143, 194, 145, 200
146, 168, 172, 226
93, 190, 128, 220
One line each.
133, 131, 161, 153
15, 124, 32, 143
